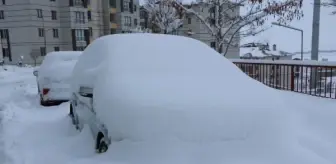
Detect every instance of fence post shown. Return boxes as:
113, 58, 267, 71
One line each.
291, 65, 295, 91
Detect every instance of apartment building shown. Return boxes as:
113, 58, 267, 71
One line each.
178, 2, 240, 58
0, 0, 139, 65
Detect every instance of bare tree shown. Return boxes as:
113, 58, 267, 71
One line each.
144, 0, 185, 34
170, 0, 303, 56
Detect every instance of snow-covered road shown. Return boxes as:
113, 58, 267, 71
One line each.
1, 66, 336, 164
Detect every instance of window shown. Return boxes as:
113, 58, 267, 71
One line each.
52, 29, 58, 38
140, 11, 145, 18
123, 1, 129, 11
134, 5, 137, 11
50, 0, 55, 1
110, 13, 115, 22
134, 19, 137, 26
51, 10, 57, 20
2, 0, 5, 5
188, 17, 191, 24
38, 28, 44, 37
40, 47, 46, 56
36, 9, 43, 18
109, 0, 116, 7
0, 29, 8, 39
210, 42, 216, 49
75, 11, 85, 23
87, 11, 91, 21
123, 16, 131, 27
89, 27, 92, 36
2, 48, 9, 57
75, 29, 85, 41
74, 0, 83, 6
0, 10, 4, 19
54, 47, 60, 51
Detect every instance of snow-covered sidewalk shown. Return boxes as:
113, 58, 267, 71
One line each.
1, 66, 336, 164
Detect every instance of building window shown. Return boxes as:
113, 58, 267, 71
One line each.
38, 28, 44, 37
89, 27, 93, 36
134, 5, 137, 11
52, 29, 58, 38
54, 47, 60, 51
0, 29, 8, 39
111, 29, 116, 34
2, 0, 5, 5
134, 19, 137, 26
2, 48, 9, 57
110, 13, 115, 22
74, 0, 83, 6
188, 18, 191, 24
87, 11, 91, 21
75, 29, 85, 41
0, 10, 4, 19
40, 47, 46, 56
210, 42, 216, 49
36, 9, 43, 18
110, 0, 116, 7
51, 10, 57, 20
50, 0, 55, 1
123, 16, 131, 27
123, 1, 129, 11
75, 11, 85, 23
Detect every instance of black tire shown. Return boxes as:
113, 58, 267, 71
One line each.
97, 136, 108, 153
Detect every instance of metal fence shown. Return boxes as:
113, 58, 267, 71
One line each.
231, 59, 336, 99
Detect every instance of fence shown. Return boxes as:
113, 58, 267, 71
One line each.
231, 59, 336, 99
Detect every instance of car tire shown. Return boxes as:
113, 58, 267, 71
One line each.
96, 135, 108, 153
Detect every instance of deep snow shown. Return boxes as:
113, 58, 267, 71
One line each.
1, 65, 336, 164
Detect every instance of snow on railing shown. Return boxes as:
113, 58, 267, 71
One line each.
231, 59, 336, 99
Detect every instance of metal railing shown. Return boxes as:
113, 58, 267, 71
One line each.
231, 59, 336, 99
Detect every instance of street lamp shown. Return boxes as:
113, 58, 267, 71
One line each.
271, 22, 303, 60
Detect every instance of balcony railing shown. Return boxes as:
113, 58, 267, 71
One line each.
231, 59, 336, 99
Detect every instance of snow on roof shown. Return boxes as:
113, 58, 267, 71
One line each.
38, 51, 82, 79
74, 34, 292, 154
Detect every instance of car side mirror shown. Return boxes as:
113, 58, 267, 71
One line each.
79, 86, 93, 98
33, 70, 38, 76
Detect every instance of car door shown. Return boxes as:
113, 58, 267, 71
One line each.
75, 86, 95, 126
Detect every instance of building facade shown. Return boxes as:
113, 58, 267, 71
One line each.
0, 0, 139, 65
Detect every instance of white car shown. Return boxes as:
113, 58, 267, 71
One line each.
34, 51, 82, 106
69, 34, 285, 154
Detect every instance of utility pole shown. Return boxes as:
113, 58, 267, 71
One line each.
311, 0, 320, 61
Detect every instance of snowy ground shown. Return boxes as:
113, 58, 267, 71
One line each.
1, 66, 336, 164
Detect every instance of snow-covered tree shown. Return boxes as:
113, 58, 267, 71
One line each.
144, 0, 185, 34
171, 0, 303, 56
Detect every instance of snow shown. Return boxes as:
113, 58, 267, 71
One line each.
1, 48, 336, 163
38, 51, 82, 80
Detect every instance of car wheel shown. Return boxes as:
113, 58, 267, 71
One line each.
96, 134, 108, 153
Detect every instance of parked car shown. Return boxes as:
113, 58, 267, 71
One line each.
34, 51, 82, 106
69, 34, 282, 154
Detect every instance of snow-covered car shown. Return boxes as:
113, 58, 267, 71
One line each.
34, 51, 82, 106
69, 34, 285, 154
